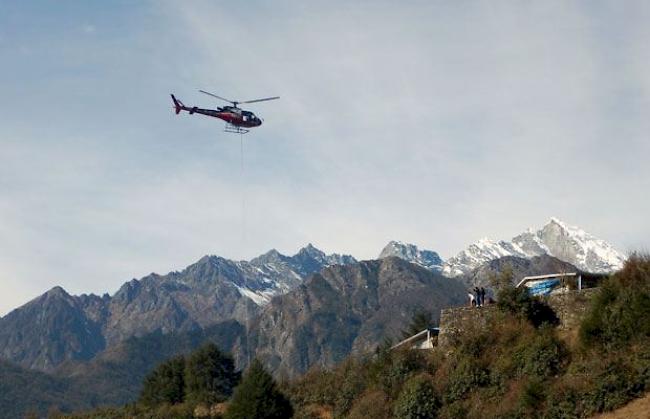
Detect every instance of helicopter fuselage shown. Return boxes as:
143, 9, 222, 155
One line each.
171, 95, 262, 128
187, 106, 262, 128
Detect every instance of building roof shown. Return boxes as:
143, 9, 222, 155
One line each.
390, 327, 440, 350
516, 272, 578, 288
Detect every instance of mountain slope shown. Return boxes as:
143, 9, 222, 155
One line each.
0, 287, 108, 371
0, 320, 245, 419
0, 245, 354, 372
459, 254, 580, 294
0, 258, 467, 415
0, 360, 90, 419
250, 257, 467, 378
56, 320, 245, 409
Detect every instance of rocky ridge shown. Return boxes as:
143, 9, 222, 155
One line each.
379, 219, 624, 278
0, 244, 355, 371
441, 218, 625, 276
378, 241, 443, 271
250, 257, 467, 378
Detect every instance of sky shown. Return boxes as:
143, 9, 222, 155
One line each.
1, 1, 649, 315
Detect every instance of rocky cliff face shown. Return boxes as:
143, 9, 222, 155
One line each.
249, 257, 467, 378
378, 241, 443, 271
534, 218, 625, 274
0, 287, 108, 371
0, 218, 625, 374
0, 245, 355, 372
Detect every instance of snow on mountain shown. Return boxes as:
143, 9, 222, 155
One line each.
440, 238, 523, 277
536, 217, 626, 274
442, 218, 626, 277
232, 244, 357, 305
378, 241, 443, 271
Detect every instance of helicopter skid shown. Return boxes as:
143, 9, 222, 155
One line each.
224, 124, 249, 135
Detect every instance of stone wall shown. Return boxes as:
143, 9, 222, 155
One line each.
546, 287, 599, 331
438, 288, 599, 349
438, 305, 498, 349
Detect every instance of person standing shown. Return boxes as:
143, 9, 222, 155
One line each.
480, 287, 486, 307
474, 287, 481, 307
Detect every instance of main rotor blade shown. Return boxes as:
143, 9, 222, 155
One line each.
240, 96, 280, 104
199, 90, 235, 104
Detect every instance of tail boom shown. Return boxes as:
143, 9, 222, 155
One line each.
170, 94, 185, 114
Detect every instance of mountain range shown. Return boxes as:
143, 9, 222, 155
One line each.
378, 218, 625, 277
378, 241, 443, 270
0, 244, 355, 372
0, 217, 628, 416
250, 257, 467, 377
441, 218, 625, 276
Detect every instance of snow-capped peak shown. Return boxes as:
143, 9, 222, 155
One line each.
442, 218, 625, 277
378, 241, 443, 271
537, 217, 625, 274
224, 245, 357, 306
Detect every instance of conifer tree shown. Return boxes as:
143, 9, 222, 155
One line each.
139, 355, 186, 406
184, 343, 240, 404
225, 359, 293, 419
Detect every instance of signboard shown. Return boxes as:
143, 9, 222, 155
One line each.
525, 278, 561, 296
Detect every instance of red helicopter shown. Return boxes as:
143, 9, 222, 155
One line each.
170, 90, 279, 134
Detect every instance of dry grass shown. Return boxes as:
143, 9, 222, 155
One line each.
301, 404, 333, 419
557, 326, 580, 350
591, 392, 650, 419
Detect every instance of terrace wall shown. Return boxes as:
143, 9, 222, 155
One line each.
438, 288, 599, 349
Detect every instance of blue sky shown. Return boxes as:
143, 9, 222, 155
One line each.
1, 1, 649, 314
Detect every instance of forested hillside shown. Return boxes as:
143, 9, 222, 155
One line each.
63, 255, 650, 419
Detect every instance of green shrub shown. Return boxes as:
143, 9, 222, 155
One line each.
332, 365, 366, 417
444, 357, 490, 403
372, 349, 426, 397
580, 255, 650, 349
582, 359, 643, 415
288, 367, 337, 408
519, 378, 546, 411
630, 340, 650, 388
497, 285, 559, 328
394, 373, 440, 419
149, 403, 195, 419
437, 401, 467, 419
544, 395, 579, 419
512, 327, 567, 378
347, 390, 392, 419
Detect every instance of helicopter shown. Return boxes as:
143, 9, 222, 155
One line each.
170, 90, 279, 134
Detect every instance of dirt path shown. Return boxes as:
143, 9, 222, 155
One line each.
591, 393, 650, 419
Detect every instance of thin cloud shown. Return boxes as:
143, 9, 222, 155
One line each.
0, 1, 648, 314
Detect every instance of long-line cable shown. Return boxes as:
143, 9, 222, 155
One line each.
240, 132, 247, 246
240, 131, 252, 367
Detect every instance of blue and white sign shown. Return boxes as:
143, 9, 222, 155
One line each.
525, 278, 561, 296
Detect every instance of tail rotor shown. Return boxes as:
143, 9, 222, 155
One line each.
170, 94, 184, 115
